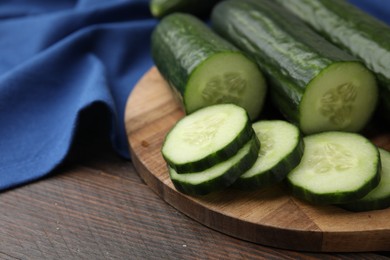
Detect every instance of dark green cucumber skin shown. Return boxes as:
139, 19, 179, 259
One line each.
234, 132, 304, 190
170, 135, 260, 196
286, 153, 382, 205
150, 0, 221, 18
276, 0, 390, 123
162, 109, 255, 174
339, 196, 390, 212
211, 0, 359, 124
287, 176, 379, 205
151, 13, 239, 101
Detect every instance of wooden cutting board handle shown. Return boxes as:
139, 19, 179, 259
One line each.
125, 66, 390, 252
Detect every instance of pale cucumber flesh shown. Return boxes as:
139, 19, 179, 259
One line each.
241, 120, 301, 178
300, 62, 377, 134
185, 52, 267, 121
235, 120, 303, 189
162, 104, 252, 173
287, 132, 380, 204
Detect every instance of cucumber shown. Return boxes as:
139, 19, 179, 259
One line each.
162, 104, 254, 173
151, 12, 267, 121
211, 0, 378, 134
149, 0, 221, 18
169, 135, 260, 195
276, 0, 390, 124
286, 132, 381, 204
234, 120, 304, 190
340, 148, 390, 212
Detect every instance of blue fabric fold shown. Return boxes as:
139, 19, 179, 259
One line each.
0, 0, 157, 190
0, 0, 388, 191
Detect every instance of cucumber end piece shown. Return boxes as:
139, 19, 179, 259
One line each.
300, 62, 378, 134
184, 52, 267, 121
149, 0, 181, 18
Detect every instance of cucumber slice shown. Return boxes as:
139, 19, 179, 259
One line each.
162, 104, 254, 173
169, 135, 260, 195
340, 148, 390, 212
234, 120, 304, 190
151, 13, 267, 120
287, 132, 381, 204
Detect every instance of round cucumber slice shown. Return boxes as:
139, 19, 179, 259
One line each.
340, 148, 390, 212
162, 103, 254, 173
235, 120, 304, 190
169, 135, 260, 195
185, 52, 267, 121
300, 61, 378, 134
287, 131, 381, 204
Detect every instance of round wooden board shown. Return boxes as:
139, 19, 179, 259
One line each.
125, 67, 390, 252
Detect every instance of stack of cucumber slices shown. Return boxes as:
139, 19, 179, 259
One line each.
162, 104, 390, 212
162, 104, 260, 195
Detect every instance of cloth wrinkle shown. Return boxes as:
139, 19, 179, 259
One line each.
0, 0, 156, 191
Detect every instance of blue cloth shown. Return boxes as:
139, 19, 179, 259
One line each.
0, 0, 156, 190
0, 0, 388, 191
348, 0, 390, 24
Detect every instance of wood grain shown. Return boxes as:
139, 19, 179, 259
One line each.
2, 144, 388, 259
125, 66, 390, 253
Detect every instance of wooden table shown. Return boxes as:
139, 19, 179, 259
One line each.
1, 128, 389, 260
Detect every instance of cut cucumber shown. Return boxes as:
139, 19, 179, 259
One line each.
276, 0, 390, 124
169, 135, 260, 195
286, 132, 381, 204
149, 0, 221, 18
211, 0, 378, 134
151, 13, 267, 120
162, 104, 254, 173
300, 62, 377, 134
185, 53, 266, 121
340, 148, 390, 212
234, 120, 304, 190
